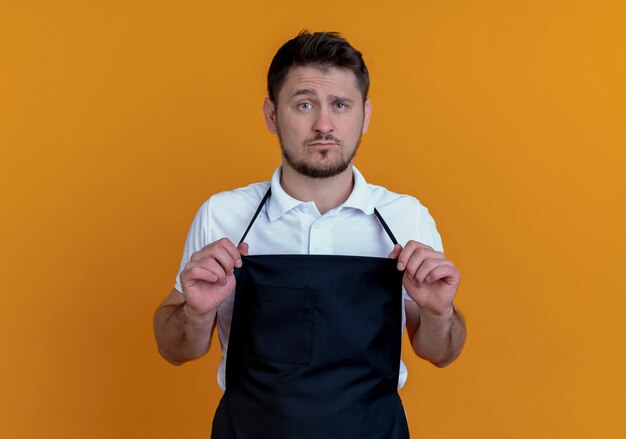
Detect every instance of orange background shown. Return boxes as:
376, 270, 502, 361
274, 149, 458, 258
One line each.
1, 1, 625, 438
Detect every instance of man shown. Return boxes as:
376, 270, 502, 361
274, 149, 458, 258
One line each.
154, 31, 466, 438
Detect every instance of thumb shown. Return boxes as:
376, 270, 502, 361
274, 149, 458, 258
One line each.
238, 242, 249, 256
388, 244, 402, 259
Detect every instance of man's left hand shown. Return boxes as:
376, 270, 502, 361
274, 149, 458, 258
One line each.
389, 241, 460, 317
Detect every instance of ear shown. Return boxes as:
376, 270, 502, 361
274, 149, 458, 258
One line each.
361, 99, 372, 134
263, 98, 278, 134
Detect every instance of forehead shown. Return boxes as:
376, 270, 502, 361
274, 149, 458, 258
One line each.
278, 66, 362, 100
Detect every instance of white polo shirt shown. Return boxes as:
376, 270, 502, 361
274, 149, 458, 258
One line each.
175, 165, 443, 391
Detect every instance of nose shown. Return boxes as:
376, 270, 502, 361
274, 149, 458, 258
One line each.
312, 108, 334, 134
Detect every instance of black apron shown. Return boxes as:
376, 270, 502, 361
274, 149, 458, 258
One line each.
212, 189, 410, 438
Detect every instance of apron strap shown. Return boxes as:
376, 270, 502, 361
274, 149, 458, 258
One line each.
238, 187, 399, 246
374, 208, 398, 245
238, 187, 272, 245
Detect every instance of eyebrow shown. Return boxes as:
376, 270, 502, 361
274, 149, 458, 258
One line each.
291, 88, 316, 98
290, 89, 354, 104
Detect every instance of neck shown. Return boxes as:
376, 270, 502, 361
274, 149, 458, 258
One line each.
280, 164, 354, 215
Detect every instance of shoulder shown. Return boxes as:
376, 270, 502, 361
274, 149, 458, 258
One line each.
368, 183, 443, 250
207, 180, 270, 208
198, 180, 271, 222
368, 183, 430, 216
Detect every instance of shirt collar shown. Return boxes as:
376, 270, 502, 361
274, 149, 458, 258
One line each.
342, 166, 376, 215
266, 165, 376, 221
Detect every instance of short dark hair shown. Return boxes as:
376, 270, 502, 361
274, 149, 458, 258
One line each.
267, 30, 370, 103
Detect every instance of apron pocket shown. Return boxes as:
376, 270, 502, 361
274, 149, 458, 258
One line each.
245, 285, 315, 365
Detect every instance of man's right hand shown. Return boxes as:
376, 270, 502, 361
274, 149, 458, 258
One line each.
179, 238, 249, 318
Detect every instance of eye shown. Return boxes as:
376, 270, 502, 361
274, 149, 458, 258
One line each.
335, 102, 349, 109
298, 102, 312, 110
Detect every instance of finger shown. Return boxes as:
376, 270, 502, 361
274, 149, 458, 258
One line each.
184, 257, 229, 286
238, 242, 249, 258
415, 258, 455, 287
425, 264, 460, 286
189, 240, 224, 262
181, 263, 219, 285
199, 256, 232, 286
396, 242, 418, 270
211, 243, 241, 276
189, 237, 240, 264
388, 244, 402, 259
403, 250, 427, 280
407, 240, 434, 252
396, 241, 436, 270
398, 244, 445, 272
214, 237, 243, 268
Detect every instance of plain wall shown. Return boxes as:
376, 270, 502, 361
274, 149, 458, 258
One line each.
1, 1, 625, 437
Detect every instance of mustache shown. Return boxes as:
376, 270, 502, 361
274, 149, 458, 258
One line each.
305, 134, 342, 146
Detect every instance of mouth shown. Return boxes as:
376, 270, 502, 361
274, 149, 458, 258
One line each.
308, 142, 337, 148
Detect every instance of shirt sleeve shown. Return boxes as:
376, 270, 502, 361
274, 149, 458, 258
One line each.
174, 199, 211, 293
418, 205, 444, 253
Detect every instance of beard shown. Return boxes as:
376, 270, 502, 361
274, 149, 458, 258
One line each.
278, 131, 362, 179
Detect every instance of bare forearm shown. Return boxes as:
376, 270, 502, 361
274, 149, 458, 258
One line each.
153, 302, 216, 365
412, 305, 466, 367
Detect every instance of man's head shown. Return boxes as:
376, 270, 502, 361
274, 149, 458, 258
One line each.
267, 31, 370, 105
264, 31, 372, 179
